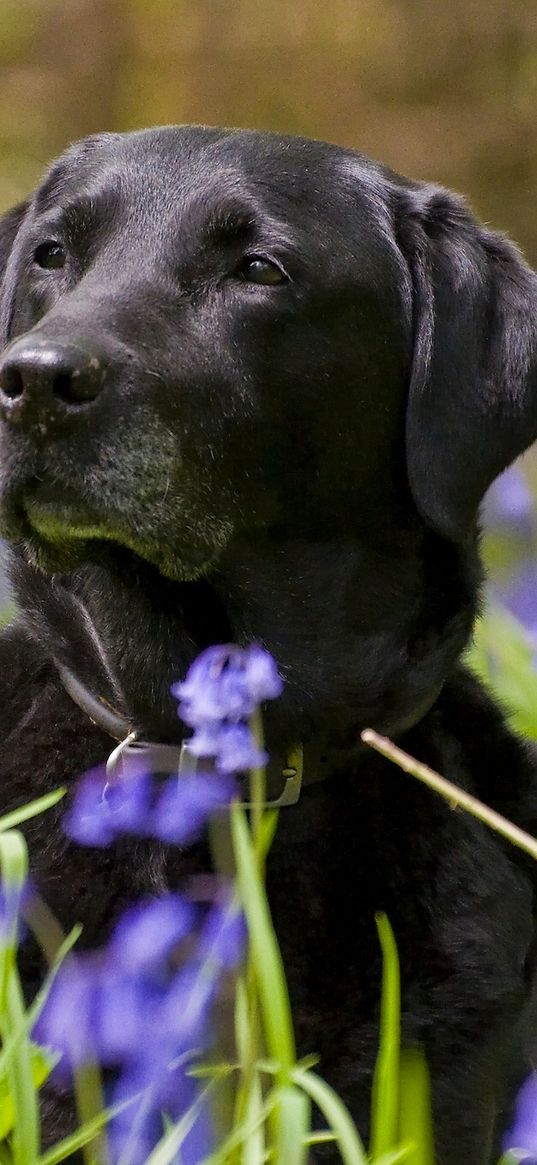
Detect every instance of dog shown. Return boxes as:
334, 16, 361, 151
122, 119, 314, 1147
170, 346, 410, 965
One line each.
0, 125, 537, 1163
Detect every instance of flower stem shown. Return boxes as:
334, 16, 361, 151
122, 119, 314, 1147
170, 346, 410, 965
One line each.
248, 707, 266, 848
361, 728, 537, 860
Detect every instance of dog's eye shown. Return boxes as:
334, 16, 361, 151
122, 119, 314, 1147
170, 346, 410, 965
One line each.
33, 242, 66, 271
238, 256, 287, 285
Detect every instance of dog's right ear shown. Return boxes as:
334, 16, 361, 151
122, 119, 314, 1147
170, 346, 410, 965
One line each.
0, 199, 30, 346
0, 201, 30, 274
0, 200, 29, 281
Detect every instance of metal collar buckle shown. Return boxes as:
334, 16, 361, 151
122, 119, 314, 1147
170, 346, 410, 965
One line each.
177, 741, 304, 808
105, 733, 304, 809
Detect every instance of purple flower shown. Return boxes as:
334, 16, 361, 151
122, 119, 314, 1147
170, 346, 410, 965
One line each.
65, 767, 235, 850
64, 766, 152, 847
107, 894, 196, 975
94, 970, 152, 1063
173, 644, 283, 729
35, 884, 245, 1161
199, 898, 246, 970
172, 644, 282, 776
35, 955, 100, 1076
151, 772, 236, 845
504, 1072, 537, 1159
484, 466, 535, 533
48, 641, 271, 1162
212, 722, 267, 774
36, 953, 152, 1073
108, 1060, 213, 1165
158, 961, 216, 1051
493, 561, 537, 641
106, 1092, 162, 1165
0, 880, 28, 946
185, 721, 267, 773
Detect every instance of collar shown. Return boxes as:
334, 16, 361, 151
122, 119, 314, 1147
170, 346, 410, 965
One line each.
56, 661, 444, 809
56, 661, 348, 808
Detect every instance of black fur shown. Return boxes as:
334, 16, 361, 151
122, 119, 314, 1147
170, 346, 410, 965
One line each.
0, 127, 537, 1162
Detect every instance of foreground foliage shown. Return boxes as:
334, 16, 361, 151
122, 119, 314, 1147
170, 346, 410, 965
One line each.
0, 620, 534, 1164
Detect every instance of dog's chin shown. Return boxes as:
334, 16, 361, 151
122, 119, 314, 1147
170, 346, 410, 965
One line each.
14, 497, 230, 583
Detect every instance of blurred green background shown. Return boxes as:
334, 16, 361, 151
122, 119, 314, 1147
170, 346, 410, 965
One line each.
1, 0, 537, 262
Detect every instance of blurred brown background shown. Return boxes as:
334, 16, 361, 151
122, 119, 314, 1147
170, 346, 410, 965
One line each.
1, 0, 537, 259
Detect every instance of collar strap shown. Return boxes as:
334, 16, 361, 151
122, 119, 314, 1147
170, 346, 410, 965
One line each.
56, 661, 341, 808
56, 660, 444, 809
58, 661, 134, 742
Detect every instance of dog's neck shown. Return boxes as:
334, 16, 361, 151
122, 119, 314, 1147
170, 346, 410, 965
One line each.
9, 527, 480, 751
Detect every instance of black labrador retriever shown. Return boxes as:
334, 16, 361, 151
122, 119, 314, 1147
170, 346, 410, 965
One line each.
0, 126, 536, 1163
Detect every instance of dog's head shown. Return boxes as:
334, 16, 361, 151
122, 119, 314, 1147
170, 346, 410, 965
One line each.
0, 127, 536, 736
0, 127, 535, 571
0, 128, 417, 582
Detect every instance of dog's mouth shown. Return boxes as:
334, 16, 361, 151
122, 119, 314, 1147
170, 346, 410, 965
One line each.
5, 480, 232, 582
25, 490, 122, 545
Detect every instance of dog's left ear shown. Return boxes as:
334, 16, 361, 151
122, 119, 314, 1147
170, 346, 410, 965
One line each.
400, 184, 537, 543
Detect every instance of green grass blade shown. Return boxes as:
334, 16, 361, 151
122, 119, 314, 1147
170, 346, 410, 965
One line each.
0, 1141, 12, 1165
291, 1068, 368, 1165
72, 1061, 108, 1165
230, 802, 296, 1074
0, 924, 81, 1089
0, 830, 28, 996
397, 1048, 435, 1165
234, 975, 250, 1067
241, 1071, 266, 1165
37, 1100, 132, 1165
369, 914, 400, 1159
373, 1147, 414, 1165
232, 969, 264, 1149
197, 1090, 277, 1165
0, 790, 66, 836
0, 1042, 54, 1138
0, 829, 39, 1165
142, 1081, 215, 1165
4, 943, 40, 1165
275, 1084, 310, 1165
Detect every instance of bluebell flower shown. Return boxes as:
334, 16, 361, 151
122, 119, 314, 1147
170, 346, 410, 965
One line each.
173, 643, 282, 728
106, 1091, 162, 1165
64, 766, 152, 847
94, 969, 152, 1064
0, 880, 29, 946
49, 642, 267, 1162
64, 766, 235, 850
212, 722, 267, 774
484, 465, 535, 533
493, 561, 537, 642
185, 721, 267, 773
35, 954, 101, 1077
172, 644, 282, 775
65, 644, 283, 850
503, 1072, 537, 1161
36, 886, 246, 1163
108, 1058, 213, 1165
36, 952, 152, 1074
108, 894, 195, 975
145, 965, 213, 1068
198, 896, 246, 970
151, 772, 236, 845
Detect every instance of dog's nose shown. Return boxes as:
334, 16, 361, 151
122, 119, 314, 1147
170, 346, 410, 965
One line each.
0, 339, 105, 425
